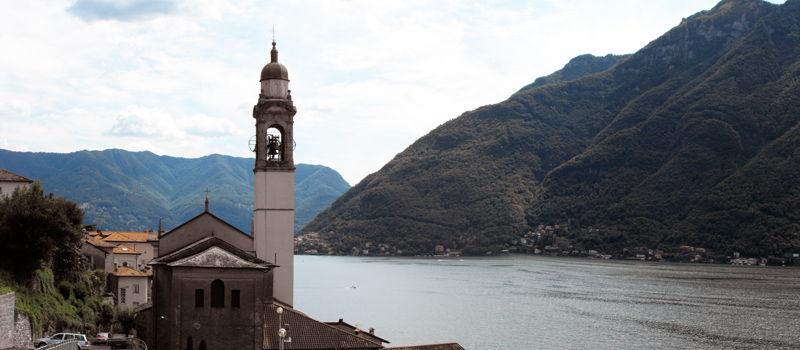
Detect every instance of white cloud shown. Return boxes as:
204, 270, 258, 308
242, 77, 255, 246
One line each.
109, 105, 177, 137
0, 100, 32, 117
177, 113, 244, 137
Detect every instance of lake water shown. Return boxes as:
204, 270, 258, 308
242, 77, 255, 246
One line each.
294, 255, 800, 349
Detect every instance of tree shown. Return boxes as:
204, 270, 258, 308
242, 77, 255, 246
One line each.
116, 307, 138, 336
0, 180, 86, 283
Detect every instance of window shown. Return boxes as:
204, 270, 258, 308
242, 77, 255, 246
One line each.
134, 284, 140, 294
195, 289, 204, 308
211, 280, 224, 308
231, 290, 240, 308
120, 288, 126, 304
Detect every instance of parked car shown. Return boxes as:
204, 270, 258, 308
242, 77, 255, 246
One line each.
34, 333, 89, 349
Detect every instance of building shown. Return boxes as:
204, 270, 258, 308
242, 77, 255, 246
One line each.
81, 235, 116, 271
0, 168, 33, 198
108, 266, 149, 309
138, 41, 460, 350
253, 40, 297, 307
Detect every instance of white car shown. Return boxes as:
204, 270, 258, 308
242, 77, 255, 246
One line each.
35, 333, 89, 349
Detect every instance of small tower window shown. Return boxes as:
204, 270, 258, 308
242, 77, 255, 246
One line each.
195, 289, 204, 308
231, 290, 240, 308
211, 280, 225, 308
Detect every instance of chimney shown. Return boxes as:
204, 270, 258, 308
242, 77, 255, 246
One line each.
369, 327, 374, 335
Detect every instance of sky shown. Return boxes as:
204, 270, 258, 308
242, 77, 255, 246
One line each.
0, 0, 787, 186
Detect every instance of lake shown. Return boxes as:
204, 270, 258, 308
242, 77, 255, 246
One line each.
294, 254, 800, 349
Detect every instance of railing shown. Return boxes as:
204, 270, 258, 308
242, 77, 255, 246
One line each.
36, 339, 80, 350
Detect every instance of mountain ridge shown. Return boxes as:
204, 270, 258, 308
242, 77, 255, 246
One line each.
0, 148, 350, 234
300, 0, 800, 260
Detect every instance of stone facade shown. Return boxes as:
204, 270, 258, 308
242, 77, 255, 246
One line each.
0, 292, 14, 349
13, 313, 32, 348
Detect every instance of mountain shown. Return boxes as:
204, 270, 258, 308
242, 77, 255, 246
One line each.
0, 149, 350, 234
300, 0, 800, 260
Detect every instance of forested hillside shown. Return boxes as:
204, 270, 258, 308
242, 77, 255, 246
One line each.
0, 149, 350, 233
301, 0, 800, 260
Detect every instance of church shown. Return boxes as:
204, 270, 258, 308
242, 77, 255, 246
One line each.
139, 42, 463, 350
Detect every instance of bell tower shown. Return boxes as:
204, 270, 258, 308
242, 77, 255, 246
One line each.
253, 41, 296, 306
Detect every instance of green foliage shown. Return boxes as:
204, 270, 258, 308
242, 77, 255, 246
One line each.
0, 150, 350, 234
301, 0, 800, 260
0, 180, 86, 283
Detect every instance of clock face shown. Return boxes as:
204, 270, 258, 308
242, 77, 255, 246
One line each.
293, 139, 296, 151
248, 135, 257, 152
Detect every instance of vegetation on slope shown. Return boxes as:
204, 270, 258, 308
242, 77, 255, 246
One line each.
0, 150, 350, 234
0, 183, 132, 338
301, 0, 800, 262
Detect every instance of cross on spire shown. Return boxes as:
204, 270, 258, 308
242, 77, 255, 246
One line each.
271, 25, 276, 42
204, 188, 210, 212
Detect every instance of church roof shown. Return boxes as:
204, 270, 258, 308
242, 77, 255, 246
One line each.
113, 244, 142, 255
159, 211, 250, 241
383, 344, 465, 350
263, 303, 384, 350
150, 236, 273, 269
168, 246, 269, 269
0, 169, 32, 183
324, 319, 390, 344
110, 266, 148, 277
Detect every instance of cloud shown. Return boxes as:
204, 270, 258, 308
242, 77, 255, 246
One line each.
0, 100, 32, 117
67, 0, 179, 22
176, 113, 243, 137
108, 105, 244, 139
109, 105, 176, 137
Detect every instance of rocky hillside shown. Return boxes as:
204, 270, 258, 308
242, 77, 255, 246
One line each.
300, 0, 800, 260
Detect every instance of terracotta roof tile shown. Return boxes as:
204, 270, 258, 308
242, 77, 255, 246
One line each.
83, 236, 116, 248
109, 266, 148, 277
102, 231, 158, 243
0, 169, 33, 183
113, 244, 142, 255
264, 303, 383, 350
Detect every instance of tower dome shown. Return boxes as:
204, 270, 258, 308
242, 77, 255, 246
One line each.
259, 41, 290, 99
260, 42, 289, 81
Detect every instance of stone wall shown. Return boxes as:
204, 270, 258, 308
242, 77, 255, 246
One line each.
14, 312, 32, 348
0, 292, 14, 349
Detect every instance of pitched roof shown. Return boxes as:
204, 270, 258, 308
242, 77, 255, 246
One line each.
264, 303, 384, 350
384, 343, 465, 350
325, 319, 390, 344
83, 236, 116, 248
113, 244, 142, 255
101, 231, 158, 243
109, 266, 148, 277
150, 236, 273, 269
168, 246, 270, 269
0, 169, 33, 183
159, 211, 250, 240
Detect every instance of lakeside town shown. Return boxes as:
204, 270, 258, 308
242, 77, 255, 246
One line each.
295, 224, 797, 266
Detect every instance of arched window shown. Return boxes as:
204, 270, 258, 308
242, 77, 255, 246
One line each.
211, 280, 224, 308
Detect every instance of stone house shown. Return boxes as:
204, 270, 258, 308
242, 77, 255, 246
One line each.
0, 169, 32, 198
